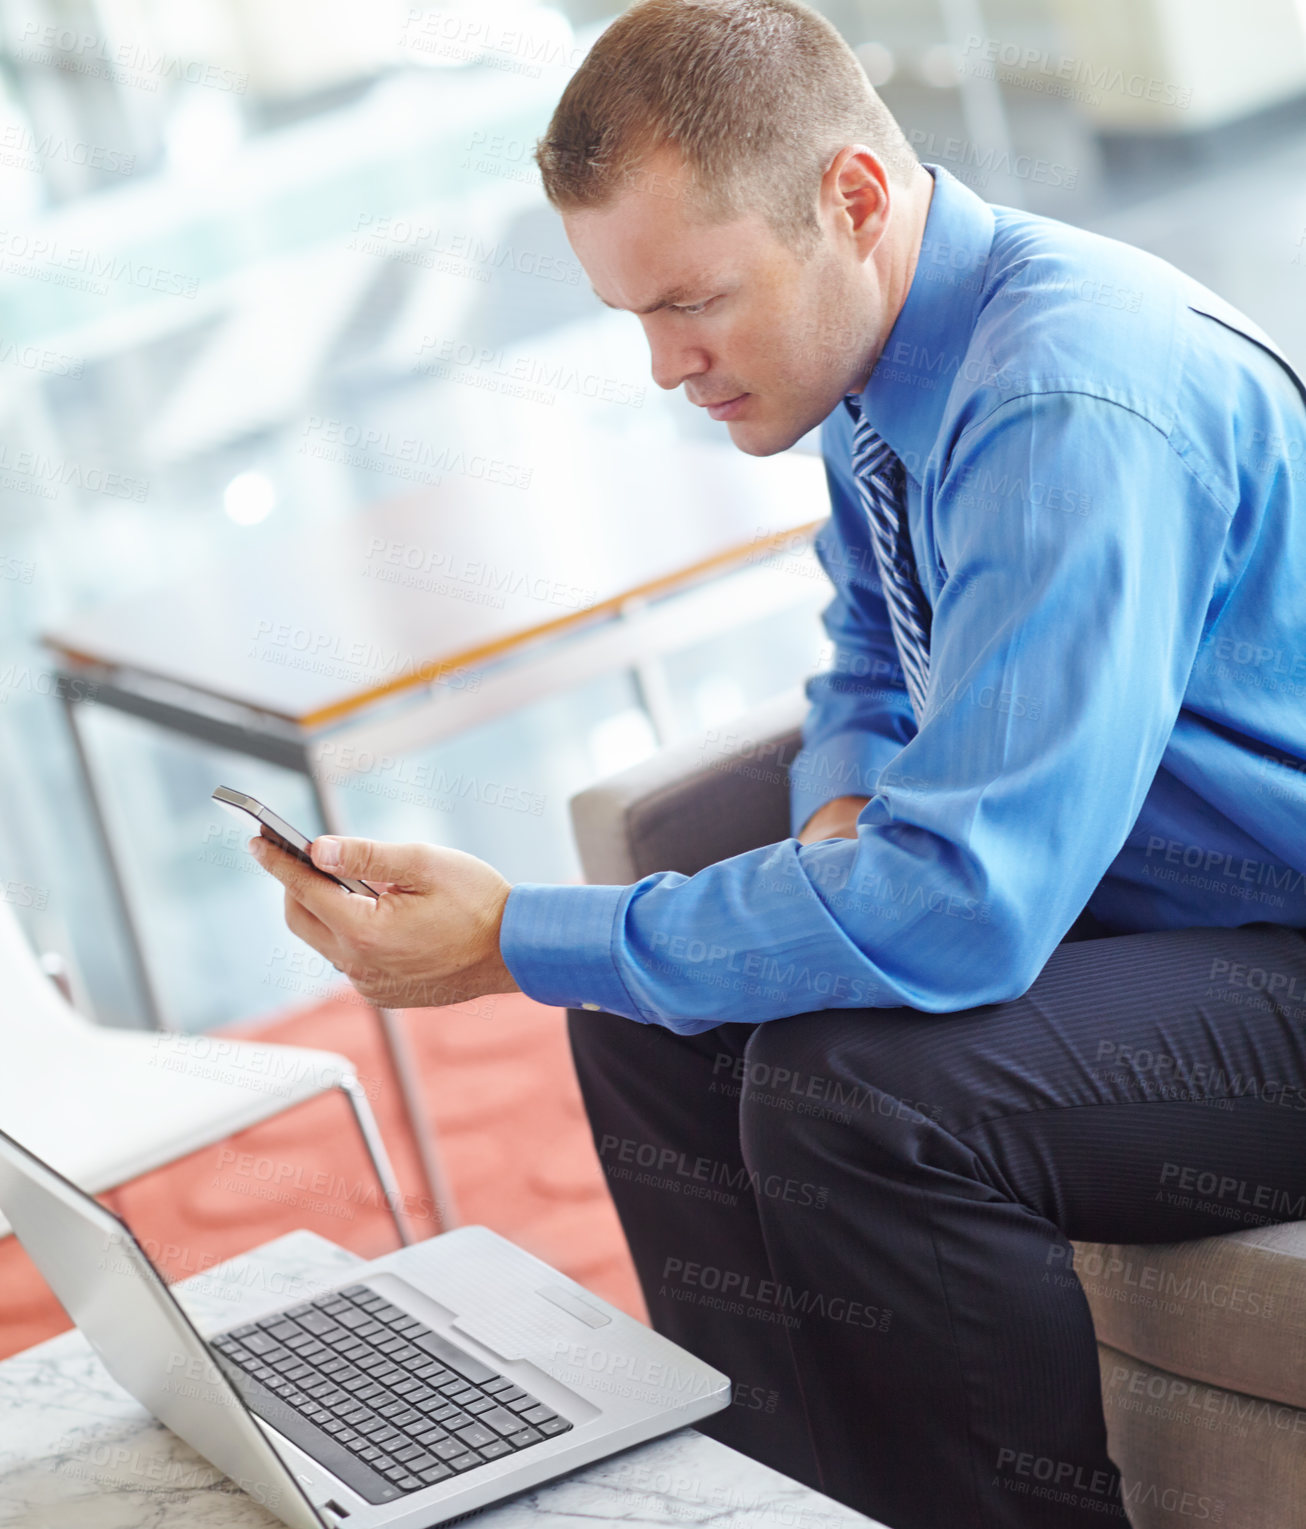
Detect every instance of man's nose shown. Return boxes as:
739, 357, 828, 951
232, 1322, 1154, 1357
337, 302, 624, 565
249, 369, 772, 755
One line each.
644, 324, 710, 392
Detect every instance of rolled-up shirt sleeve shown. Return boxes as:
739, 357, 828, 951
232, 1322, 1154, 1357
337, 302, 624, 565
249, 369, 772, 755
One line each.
500, 391, 1228, 1033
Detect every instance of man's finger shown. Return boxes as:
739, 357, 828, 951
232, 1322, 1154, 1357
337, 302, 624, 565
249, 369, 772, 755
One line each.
248, 835, 372, 933
284, 887, 344, 964
309, 835, 434, 893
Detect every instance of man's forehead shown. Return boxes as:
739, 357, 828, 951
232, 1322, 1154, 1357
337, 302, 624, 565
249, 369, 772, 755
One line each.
566, 193, 764, 314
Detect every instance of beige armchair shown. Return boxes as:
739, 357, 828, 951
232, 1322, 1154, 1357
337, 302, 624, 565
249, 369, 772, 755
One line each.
567, 686, 1306, 1528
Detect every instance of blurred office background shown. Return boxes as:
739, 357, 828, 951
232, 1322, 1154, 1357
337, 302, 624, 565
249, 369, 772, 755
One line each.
3, 0, 1306, 1365
2, 0, 1305, 1034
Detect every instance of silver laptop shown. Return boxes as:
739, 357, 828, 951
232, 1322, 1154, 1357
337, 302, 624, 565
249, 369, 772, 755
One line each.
0, 1127, 730, 1527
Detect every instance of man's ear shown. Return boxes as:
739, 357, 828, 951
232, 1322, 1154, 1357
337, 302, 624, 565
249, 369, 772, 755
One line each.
825, 144, 891, 260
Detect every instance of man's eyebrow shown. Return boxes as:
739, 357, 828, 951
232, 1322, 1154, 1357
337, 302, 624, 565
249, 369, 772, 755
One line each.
590, 282, 707, 314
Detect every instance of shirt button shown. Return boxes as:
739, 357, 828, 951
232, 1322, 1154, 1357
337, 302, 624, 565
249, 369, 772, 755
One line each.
581, 1001, 600, 1010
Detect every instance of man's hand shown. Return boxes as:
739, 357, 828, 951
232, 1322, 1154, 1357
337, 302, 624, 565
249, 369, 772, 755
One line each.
796, 795, 871, 845
248, 833, 521, 1009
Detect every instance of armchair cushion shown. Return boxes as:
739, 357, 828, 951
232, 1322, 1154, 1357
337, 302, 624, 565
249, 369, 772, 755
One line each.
1073, 1223, 1306, 1410
1097, 1341, 1306, 1529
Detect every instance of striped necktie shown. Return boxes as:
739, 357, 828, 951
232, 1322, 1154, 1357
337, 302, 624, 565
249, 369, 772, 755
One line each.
845, 393, 932, 723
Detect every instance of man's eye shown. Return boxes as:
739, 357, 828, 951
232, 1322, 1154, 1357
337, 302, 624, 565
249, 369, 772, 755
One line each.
675, 296, 718, 315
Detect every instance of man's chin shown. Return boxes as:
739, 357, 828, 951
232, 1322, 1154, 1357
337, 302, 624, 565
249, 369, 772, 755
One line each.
725, 413, 803, 457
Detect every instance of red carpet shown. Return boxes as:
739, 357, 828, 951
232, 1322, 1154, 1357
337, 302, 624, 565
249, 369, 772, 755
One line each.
0, 987, 646, 1358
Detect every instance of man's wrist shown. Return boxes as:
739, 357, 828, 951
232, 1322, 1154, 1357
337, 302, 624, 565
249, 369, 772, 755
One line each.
483, 883, 521, 994
797, 794, 872, 844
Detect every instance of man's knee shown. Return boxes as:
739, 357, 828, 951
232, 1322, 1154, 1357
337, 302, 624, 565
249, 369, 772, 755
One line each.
737, 1011, 961, 1172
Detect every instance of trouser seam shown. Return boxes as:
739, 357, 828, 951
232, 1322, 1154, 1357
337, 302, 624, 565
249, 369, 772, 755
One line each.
741, 1095, 829, 1493
925, 1213, 995, 1529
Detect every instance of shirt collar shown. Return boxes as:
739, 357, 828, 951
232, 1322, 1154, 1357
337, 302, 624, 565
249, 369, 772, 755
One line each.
848, 165, 997, 477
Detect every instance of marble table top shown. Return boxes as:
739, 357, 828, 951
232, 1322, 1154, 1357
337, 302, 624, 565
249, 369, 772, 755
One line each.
0, 1230, 885, 1529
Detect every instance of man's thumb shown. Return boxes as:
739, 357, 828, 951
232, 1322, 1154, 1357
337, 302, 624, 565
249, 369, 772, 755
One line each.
310, 836, 429, 889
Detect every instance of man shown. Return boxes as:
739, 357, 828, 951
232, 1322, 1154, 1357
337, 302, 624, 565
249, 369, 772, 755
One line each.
250, 2, 1306, 1525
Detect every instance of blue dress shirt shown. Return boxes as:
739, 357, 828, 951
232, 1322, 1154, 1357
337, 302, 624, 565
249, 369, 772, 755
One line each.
499, 164, 1306, 1034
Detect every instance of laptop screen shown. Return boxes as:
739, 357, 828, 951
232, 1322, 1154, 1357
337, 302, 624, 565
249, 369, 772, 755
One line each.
0, 1127, 326, 1529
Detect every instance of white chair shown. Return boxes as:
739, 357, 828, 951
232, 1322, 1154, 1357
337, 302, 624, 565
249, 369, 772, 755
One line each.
0, 900, 411, 1245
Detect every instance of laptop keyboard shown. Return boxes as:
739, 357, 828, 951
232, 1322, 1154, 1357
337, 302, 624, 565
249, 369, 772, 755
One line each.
209, 1283, 572, 1503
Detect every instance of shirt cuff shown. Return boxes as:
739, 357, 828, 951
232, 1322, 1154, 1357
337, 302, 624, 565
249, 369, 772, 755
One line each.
499, 881, 650, 1021
788, 731, 894, 838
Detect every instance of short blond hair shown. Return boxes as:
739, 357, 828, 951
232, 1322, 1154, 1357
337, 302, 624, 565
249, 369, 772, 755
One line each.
534, 0, 917, 256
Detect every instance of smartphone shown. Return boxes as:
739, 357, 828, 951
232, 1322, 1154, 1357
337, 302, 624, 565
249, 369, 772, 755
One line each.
211, 786, 381, 899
